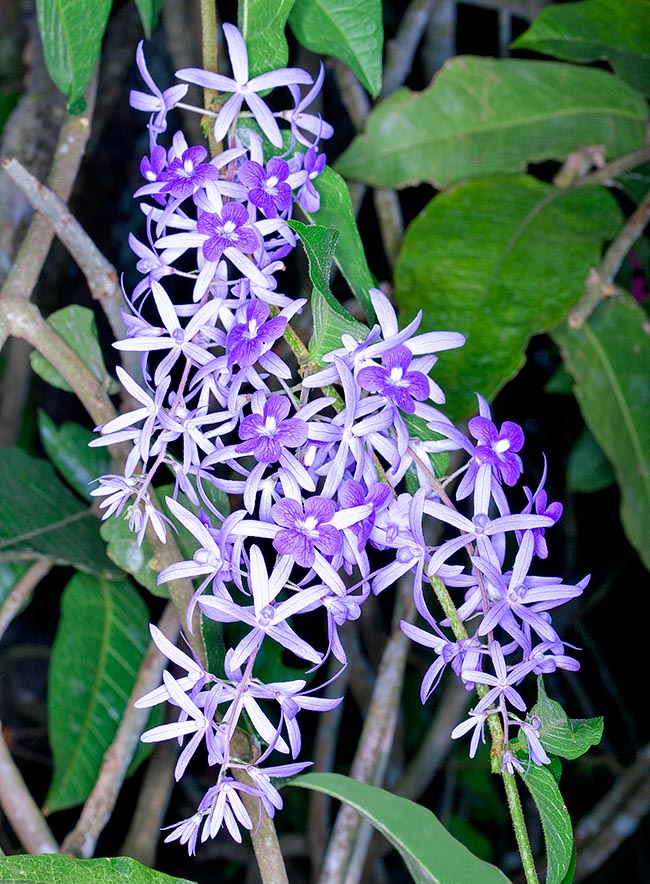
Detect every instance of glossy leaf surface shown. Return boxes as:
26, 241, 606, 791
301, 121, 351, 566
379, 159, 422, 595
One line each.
512, 0, 650, 95
0, 854, 196, 884
45, 573, 150, 812
394, 177, 622, 421
35, 0, 112, 106
0, 447, 117, 578
289, 0, 383, 96
291, 772, 512, 883
336, 58, 647, 189
554, 293, 650, 570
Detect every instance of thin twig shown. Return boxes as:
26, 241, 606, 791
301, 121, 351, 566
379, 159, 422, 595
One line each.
0, 559, 53, 644
0, 723, 60, 854
568, 186, 650, 328
1, 294, 118, 429
1, 157, 127, 345
381, 0, 437, 97
61, 602, 180, 857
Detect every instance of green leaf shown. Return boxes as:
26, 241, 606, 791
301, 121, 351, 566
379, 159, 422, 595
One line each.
302, 165, 377, 321
531, 678, 604, 760
553, 293, 650, 570
519, 760, 575, 884
133, 0, 163, 39
0, 854, 197, 884
30, 305, 115, 393
45, 573, 150, 812
291, 772, 512, 884
288, 220, 370, 365
37, 411, 111, 502
239, 0, 295, 79
567, 427, 615, 492
512, 0, 650, 96
0, 446, 118, 578
35, 0, 113, 106
100, 515, 167, 596
289, 0, 383, 96
394, 177, 623, 422
335, 58, 647, 189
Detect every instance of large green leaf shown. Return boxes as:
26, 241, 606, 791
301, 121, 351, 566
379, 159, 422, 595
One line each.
553, 293, 650, 570
37, 411, 111, 502
335, 58, 647, 189
35, 0, 113, 109
289, 0, 383, 96
519, 760, 575, 884
239, 0, 295, 79
0, 447, 118, 578
302, 165, 377, 321
512, 0, 650, 96
394, 177, 623, 421
0, 854, 196, 884
45, 573, 150, 812
291, 772, 511, 883
30, 305, 116, 394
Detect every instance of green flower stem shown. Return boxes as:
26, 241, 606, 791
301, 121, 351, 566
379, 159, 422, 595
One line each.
200, 0, 220, 155
503, 770, 540, 884
429, 573, 539, 882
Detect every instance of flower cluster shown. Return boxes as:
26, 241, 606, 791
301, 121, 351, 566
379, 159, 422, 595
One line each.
93, 24, 586, 850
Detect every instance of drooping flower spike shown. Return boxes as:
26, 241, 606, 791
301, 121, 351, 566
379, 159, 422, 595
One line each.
93, 22, 588, 850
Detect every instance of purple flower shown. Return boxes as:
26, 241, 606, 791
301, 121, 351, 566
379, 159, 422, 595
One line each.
295, 146, 327, 212
338, 479, 391, 551
357, 345, 430, 413
465, 643, 536, 715
521, 460, 564, 559
272, 496, 342, 568
160, 145, 221, 199
517, 714, 551, 766
176, 23, 312, 147
197, 202, 259, 262
226, 299, 287, 367
198, 545, 324, 668
451, 709, 490, 758
237, 395, 308, 462
130, 41, 188, 134
468, 413, 525, 487
239, 157, 292, 218
282, 63, 334, 147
